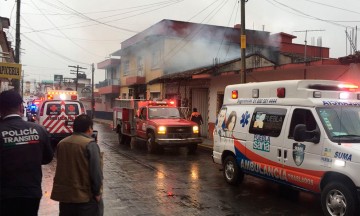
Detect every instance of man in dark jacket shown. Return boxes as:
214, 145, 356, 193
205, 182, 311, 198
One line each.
190, 108, 203, 136
51, 114, 103, 216
0, 90, 54, 216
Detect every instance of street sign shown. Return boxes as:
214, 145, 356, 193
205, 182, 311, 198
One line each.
54, 74, 63, 82
0, 62, 22, 79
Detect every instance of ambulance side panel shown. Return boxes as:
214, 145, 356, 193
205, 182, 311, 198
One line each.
240, 106, 290, 184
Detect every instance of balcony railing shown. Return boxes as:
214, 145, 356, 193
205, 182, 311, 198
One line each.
96, 79, 119, 88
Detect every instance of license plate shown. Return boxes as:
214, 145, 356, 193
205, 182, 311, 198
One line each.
66, 121, 74, 126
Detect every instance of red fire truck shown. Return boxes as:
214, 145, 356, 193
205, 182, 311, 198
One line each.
113, 99, 202, 153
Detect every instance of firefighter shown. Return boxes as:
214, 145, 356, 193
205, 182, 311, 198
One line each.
190, 108, 203, 136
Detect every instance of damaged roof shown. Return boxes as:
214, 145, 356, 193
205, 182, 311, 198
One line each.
148, 53, 276, 84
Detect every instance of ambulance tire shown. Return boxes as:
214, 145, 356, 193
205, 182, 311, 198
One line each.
223, 155, 244, 185
147, 132, 158, 154
321, 182, 358, 216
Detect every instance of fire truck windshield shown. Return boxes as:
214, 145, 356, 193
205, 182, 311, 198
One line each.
149, 107, 180, 119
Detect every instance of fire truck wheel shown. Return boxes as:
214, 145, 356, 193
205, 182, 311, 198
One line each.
130, 137, 137, 149
118, 131, 125, 145
187, 144, 198, 154
147, 132, 158, 154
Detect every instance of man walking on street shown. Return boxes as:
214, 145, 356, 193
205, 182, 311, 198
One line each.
51, 114, 103, 216
0, 90, 54, 216
190, 108, 203, 136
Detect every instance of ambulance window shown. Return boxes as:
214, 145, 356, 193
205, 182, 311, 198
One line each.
249, 108, 286, 137
289, 109, 317, 139
46, 104, 61, 115
140, 108, 147, 119
65, 104, 79, 115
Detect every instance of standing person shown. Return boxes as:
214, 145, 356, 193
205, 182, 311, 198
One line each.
51, 114, 103, 216
190, 108, 203, 136
0, 90, 54, 216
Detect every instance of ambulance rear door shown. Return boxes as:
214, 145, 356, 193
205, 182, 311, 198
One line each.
40, 100, 82, 134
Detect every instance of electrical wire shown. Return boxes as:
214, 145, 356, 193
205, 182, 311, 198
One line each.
216, 0, 237, 59
22, 0, 185, 34
22, 33, 90, 65
269, 0, 350, 28
29, 0, 103, 58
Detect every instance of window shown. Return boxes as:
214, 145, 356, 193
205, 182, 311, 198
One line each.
317, 107, 360, 143
46, 104, 61, 115
150, 92, 160, 100
137, 56, 144, 76
123, 60, 129, 76
288, 109, 317, 139
249, 108, 287, 137
65, 104, 79, 115
151, 49, 161, 69
140, 108, 147, 119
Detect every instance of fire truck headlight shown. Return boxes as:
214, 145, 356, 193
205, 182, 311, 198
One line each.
60, 94, 66, 100
158, 126, 166, 134
193, 126, 199, 134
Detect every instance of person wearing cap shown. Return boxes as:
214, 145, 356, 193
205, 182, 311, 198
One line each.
0, 90, 54, 216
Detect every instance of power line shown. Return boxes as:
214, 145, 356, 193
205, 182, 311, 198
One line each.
29, 0, 103, 58
22, 34, 90, 65
22, 0, 185, 34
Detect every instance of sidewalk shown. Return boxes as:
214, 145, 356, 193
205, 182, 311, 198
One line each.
93, 118, 213, 151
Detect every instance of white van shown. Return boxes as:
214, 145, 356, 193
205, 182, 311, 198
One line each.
213, 80, 360, 216
37, 90, 86, 145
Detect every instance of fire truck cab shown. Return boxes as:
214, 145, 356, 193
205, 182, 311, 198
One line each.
113, 99, 202, 154
36, 90, 87, 146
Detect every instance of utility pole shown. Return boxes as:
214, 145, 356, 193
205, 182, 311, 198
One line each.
21, 70, 24, 97
68, 65, 87, 91
294, 29, 325, 62
240, 0, 248, 84
13, 0, 21, 92
91, 63, 95, 119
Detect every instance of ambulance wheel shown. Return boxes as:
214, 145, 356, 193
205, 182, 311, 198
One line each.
187, 144, 198, 154
147, 132, 158, 154
321, 182, 358, 216
223, 155, 244, 185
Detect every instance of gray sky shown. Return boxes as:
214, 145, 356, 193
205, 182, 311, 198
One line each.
1, 0, 359, 83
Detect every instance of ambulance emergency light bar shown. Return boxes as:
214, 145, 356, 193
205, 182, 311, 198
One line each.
230, 83, 359, 100
47, 91, 78, 100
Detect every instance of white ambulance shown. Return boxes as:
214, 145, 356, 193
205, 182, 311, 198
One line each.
213, 80, 360, 216
37, 90, 86, 145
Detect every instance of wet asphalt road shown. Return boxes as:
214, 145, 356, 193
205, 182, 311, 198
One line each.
39, 122, 324, 216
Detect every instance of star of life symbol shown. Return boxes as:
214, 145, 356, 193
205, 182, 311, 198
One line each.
240, 111, 250, 127
50, 105, 58, 112
68, 105, 75, 112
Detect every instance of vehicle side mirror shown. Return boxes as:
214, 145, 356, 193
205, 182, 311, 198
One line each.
92, 130, 98, 142
293, 124, 320, 144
